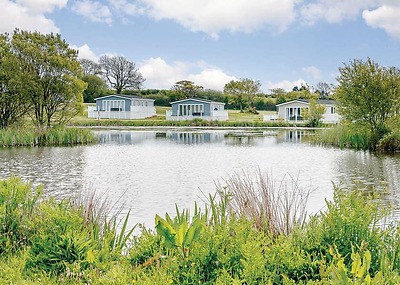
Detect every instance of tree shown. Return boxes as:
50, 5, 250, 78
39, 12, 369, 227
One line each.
79, 59, 106, 102
224, 78, 261, 112
79, 59, 102, 76
11, 30, 86, 127
302, 99, 325, 127
99, 55, 145, 94
0, 33, 30, 128
172, 80, 203, 98
335, 58, 400, 143
82, 74, 107, 103
315, 82, 333, 98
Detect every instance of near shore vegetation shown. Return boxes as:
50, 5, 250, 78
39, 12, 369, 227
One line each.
1, 173, 400, 284
314, 58, 400, 151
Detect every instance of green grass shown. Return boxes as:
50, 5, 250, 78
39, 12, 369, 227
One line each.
71, 106, 299, 128
0, 127, 97, 147
312, 124, 372, 150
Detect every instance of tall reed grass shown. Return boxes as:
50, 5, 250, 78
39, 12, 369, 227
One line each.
313, 124, 372, 150
215, 169, 312, 235
0, 127, 97, 147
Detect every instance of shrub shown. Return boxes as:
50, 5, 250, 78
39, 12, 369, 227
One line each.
0, 176, 42, 254
301, 185, 387, 274
377, 131, 400, 152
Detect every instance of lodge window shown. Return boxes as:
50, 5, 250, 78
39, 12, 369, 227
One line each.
102, 100, 125, 111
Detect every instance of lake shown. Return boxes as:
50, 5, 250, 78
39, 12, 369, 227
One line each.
1, 128, 399, 229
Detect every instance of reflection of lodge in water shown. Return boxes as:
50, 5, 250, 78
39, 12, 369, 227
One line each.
98, 131, 156, 144
167, 132, 225, 144
276, 130, 304, 143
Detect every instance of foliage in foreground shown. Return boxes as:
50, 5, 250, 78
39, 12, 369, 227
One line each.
1, 175, 400, 284
0, 127, 97, 147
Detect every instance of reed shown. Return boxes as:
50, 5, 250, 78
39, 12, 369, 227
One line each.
313, 124, 372, 150
215, 169, 312, 236
0, 127, 97, 147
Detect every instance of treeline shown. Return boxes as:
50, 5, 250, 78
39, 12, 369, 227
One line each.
0, 30, 85, 129
119, 88, 279, 111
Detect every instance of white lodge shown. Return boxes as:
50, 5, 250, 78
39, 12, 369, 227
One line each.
267, 99, 340, 124
87, 94, 156, 120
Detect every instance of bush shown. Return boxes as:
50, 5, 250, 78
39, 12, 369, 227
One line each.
377, 131, 400, 152
0, 176, 42, 254
300, 185, 387, 274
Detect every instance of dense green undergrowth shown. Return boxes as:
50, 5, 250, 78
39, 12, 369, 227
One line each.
0, 127, 97, 147
1, 175, 400, 284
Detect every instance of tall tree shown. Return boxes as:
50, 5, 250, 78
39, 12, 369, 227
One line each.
80, 59, 102, 76
0, 33, 30, 128
172, 80, 203, 98
315, 82, 333, 98
224, 78, 261, 112
82, 74, 107, 103
79, 59, 106, 102
335, 58, 400, 143
99, 55, 145, 94
11, 30, 86, 127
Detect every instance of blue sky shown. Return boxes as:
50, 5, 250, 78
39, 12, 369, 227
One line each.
2, 0, 400, 93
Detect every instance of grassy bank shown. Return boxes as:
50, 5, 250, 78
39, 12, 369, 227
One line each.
1, 174, 400, 284
0, 127, 97, 147
72, 107, 302, 128
313, 124, 400, 151
69, 118, 299, 128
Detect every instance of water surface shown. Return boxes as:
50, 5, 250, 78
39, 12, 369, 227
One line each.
1, 129, 399, 228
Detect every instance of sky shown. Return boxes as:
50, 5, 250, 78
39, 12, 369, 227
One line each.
1, 0, 400, 93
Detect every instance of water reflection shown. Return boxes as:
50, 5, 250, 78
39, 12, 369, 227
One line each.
98, 130, 156, 144
0, 129, 399, 228
0, 146, 86, 199
167, 131, 225, 144
275, 130, 312, 143
335, 150, 400, 212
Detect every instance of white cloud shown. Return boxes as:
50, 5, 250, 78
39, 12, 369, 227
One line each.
265, 79, 307, 92
139, 57, 235, 90
302, 66, 322, 80
139, 57, 187, 89
187, 69, 237, 90
0, 0, 64, 33
72, 0, 113, 25
300, 0, 377, 25
16, 0, 67, 13
71, 44, 99, 62
363, 5, 400, 40
140, 0, 298, 38
108, 0, 143, 16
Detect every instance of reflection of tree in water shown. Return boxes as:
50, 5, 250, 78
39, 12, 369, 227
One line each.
0, 147, 86, 199
335, 151, 400, 214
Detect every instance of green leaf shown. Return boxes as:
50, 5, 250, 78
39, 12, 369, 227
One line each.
155, 214, 177, 248
183, 218, 203, 248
